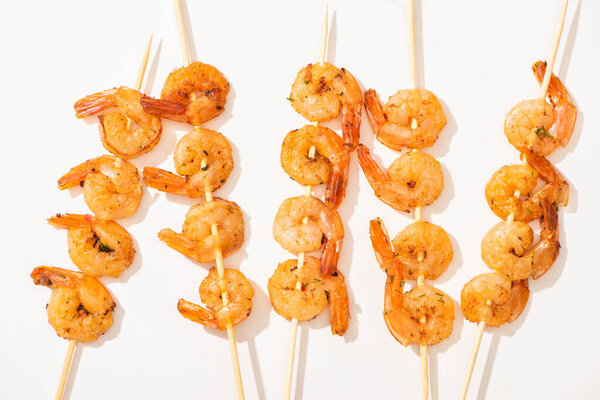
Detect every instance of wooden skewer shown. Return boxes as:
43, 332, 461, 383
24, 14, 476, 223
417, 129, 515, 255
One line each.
173, 1, 244, 398
54, 37, 153, 400
538, 0, 569, 99
282, 7, 328, 400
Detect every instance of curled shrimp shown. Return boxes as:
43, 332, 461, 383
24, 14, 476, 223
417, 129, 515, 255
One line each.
461, 273, 529, 327
485, 150, 568, 222
364, 88, 447, 150
158, 198, 244, 263
140, 62, 229, 126
48, 213, 135, 278
369, 218, 452, 281
31, 266, 116, 342
74, 87, 162, 159
504, 61, 577, 156
281, 124, 350, 208
268, 257, 350, 336
58, 155, 143, 220
358, 144, 443, 212
482, 200, 559, 280
289, 63, 362, 150
144, 128, 233, 197
272, 195, 344, 275
178, 267, 254, 330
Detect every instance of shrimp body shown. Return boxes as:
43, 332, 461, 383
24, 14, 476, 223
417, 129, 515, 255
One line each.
358, 144, 443, 212
31, 266, 116, 342
48, 214, 135, 278
140, 62, 229, 125
272, 195, 344, 274
482, 200, 559, 280
178, 268, 254, 330
74, 87, 162, 159
364, 89, 447, 150
58, 155, 142, 220
485, 151, 568, 222
461, 273, 529, 327
158, 198, 244, 263
268, 257, 350, 336
289, 63, 362, 150
281, 125, 350, 209
504, 61, 576, 156
144, 128, 233, 197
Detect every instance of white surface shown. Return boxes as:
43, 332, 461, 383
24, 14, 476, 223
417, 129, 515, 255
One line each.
0, 0, 598, 399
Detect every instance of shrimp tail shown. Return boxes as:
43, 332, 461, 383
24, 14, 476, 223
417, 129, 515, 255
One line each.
74, 92, 115, 118
532, 61, 573, 105
363, 89, 385, 135
158, 229, 200, 261
31, 266, 80, 289
47, 213, 93, 229
326, 273, 350, 336
524, 151, 569, 207
531, 200, 560, 280
324, 166, 348, 209
382, 263, 412, 347
369, 218, 395, 271
505, 279, 530, 323
143, 167, 201, 197
320, 237, 342, 275
177, 299, 220, 330
140, 95, 188, 122
57, 159, 96, 190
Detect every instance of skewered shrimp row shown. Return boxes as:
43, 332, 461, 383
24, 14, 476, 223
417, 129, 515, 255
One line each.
268, 61, 362, 336
361, 86, 456, 347
461, 62, 576, 327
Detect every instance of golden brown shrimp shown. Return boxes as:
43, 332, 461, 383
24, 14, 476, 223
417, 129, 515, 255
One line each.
140, 62, 229, 126
268, 257, 350, 336
364, 89, 447, 150
482, 200, 559, 280
48, 214, 135, 278
74, 87, 162, 159
358, 144, 443, 212
31, 266, 116, 342
281, 124, 350, 209
158, 198, 244, 263
382, 261, 454, 346
178, 268, 254, 330
143, 128, 233, 197
504, 61, 577, 156
485, 150, 568, 222
58, 155, 143, 220
461, 273, 529, 327
369, 218, 452, 281
289, 63, 362, 150
272, 195, 344, 275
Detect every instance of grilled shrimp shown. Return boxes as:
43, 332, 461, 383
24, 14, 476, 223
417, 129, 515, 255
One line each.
268, 257, 350, 336
364, 88, 447, 150
74, 87, 162, 159
48, 214, 135, 278
358, 144, 443, 212
143, 128, 233, 196
272, 195, 344, 275
158, 198, 244, 263
369, 218, 452, 281
140, 62, 229, 126
504, 61, 576, 156
281, 124, 350, 208
31, 266, 116, 342
58, 155, 142, 220
289, 62, 362, 150
482, 200, 559, 280
461, 273, 529, 327
178, 268, 254, 330
485, 150, 568, 222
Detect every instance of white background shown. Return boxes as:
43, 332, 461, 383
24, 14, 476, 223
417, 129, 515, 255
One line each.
1, 0, 598, 399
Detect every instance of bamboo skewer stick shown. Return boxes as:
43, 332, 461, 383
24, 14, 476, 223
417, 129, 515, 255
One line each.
459, 4, 568, 396
173, 1, 244, 398
282, 7, 328, 400
53, 36, 154, 400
